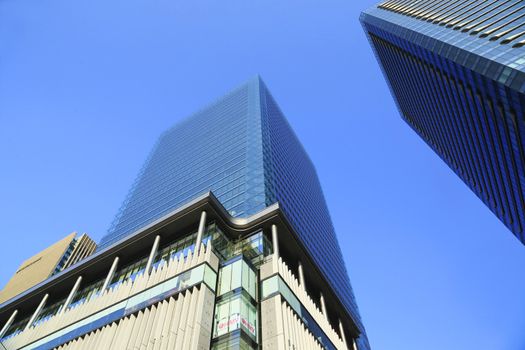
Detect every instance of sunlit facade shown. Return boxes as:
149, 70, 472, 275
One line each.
98, 76, 369, 348
0, 195, 363, 349
0, 79, 369, 349
0, 233, 96, 305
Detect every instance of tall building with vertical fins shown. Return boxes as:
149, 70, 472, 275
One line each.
361, 0, 525, 244
0, 77, 369, 350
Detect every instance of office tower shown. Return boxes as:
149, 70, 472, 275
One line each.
361, 0, 525, 244
0, 233, 96, 305
100, 76, 369, 347
0, 77, 368, 349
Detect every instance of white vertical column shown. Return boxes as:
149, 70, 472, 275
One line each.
339, 319, 349, 349
271, 224, 279, 259
320, 293, 328, 321
194, 211, 207, 254
24, 293, 49, 331
60, 276, 82, 314
298, 262, 305, 290
0, 310, 18, 339
101, 256, 120, 292
353, 338, 358, 350
145, 235, 161, 276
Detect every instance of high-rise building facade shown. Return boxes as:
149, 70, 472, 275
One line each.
98, 76, 368, 347
0, 233, 96, 305
361, 0, 525, 244
0, 78, 369, 349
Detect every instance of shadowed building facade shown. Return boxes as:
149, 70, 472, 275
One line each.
0, 78, 369, 349
361, 0, 525, 244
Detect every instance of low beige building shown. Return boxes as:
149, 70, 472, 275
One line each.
0, 233, 96, 305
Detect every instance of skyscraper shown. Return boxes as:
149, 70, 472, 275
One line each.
0, 77, 369, 349
0, 233, 96, 305
361, 0, 525, 244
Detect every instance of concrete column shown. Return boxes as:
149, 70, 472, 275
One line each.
320, 293, 328, 320
195, 211, 207, 254
101, 256, 120, 292
145, 235, 161, 275
24, 293, 49, 331
339, 319, 348, 349
60, 276, 82, 314
298, 261, 305, 290
0, 309, 18, 339
271, 224, 279, 259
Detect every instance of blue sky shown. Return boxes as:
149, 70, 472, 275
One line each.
1, 1, 524, 349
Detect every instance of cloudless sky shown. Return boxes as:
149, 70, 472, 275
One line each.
1, 1, 524, 349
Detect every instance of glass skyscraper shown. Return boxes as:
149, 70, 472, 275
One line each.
361, 0, 525, 244
98, 76, 369, 349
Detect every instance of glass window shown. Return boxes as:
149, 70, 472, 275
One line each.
217, 258, 257, 300
231, 260, 242, 291
213, 293, 257, 341
218, 264, 232, 296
